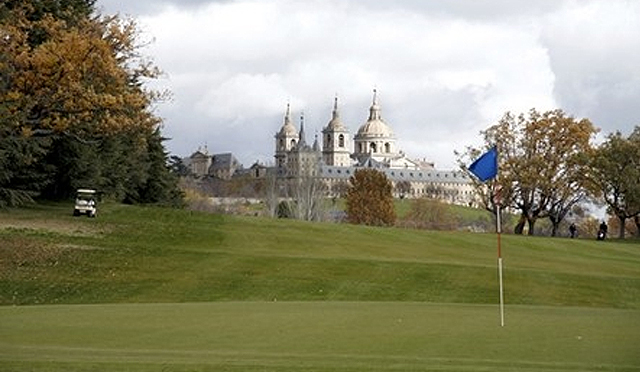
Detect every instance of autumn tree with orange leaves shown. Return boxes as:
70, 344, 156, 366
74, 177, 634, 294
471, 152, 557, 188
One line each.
458, 109, 598, 236
346, 169, 396, 226
0, 1, 181, 206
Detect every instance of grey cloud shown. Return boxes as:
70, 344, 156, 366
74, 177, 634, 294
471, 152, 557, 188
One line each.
96, 0, 230, 16
98, 0, 567, 20
96, 0, 640, 169
362, 0, 566, 21
541, 1, 640, 135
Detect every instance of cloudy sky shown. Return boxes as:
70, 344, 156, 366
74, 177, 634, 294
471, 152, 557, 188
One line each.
96, 0, 640, 169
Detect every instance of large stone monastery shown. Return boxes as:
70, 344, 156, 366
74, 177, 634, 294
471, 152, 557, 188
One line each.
189, 90, 475, 206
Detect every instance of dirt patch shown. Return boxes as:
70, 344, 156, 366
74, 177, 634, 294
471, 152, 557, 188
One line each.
0, 237, 64, 271
0, 238, 105, 275
0, 218, 109, 237
56, 243, 104, 251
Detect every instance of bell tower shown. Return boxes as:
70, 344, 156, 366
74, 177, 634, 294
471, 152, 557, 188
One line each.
321, 96, 351, 167
274, 103, 298, 174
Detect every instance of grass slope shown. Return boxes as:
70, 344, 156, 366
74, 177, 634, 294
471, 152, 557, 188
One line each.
1, 203, 640, 371
1, 202, 640, 307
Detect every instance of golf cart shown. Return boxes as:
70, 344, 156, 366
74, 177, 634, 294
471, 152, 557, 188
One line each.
73, 189, 97, 217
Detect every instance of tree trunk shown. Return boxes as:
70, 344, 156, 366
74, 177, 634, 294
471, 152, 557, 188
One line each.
514, 215, 525, 234
263, 174, 279, 218
550, 219, 559, 237
618, 216, 626, 239
496, 208, 504, 234
527, 217, 536, 236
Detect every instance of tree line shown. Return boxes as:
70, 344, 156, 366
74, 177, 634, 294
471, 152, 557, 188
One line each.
0, 0, 182, 208
457, 109, 640, 239
335, 111, 639, 239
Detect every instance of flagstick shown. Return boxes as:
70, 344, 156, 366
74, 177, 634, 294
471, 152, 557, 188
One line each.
496, 200, 505, 327
468, 146, 502, 326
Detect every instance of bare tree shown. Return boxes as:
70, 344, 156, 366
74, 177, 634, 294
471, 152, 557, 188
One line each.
285, 175, 327, 222
262, 172, 280, 218
330, 180, 349, 199
395, 180, 412, 199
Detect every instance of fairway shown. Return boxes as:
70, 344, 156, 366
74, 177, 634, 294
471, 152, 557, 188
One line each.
1, 302, 640, 371
2, 204, 640, 371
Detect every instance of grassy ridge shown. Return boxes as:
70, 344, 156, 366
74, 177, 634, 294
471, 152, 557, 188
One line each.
1, 202, 639, 308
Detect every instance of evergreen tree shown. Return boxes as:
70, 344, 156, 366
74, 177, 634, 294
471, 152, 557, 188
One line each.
138, 128, 184, 206
168, 155, 190, 177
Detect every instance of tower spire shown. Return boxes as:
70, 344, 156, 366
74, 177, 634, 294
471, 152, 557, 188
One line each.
369, 88, 381, 121
298, 111, 306, 146
284, 102, 292, 125
332, 94, 339, 119
312, 133, 320, 151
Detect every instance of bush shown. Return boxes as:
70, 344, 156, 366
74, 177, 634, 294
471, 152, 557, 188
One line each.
400, 198, 460, 230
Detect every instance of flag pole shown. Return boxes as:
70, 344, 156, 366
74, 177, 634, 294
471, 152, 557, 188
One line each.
467, 146, 503, 326
496, 195, 505, 327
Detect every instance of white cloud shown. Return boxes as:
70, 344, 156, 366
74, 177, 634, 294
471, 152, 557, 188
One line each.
97, 0, 640, 169
196, 73, 293, 121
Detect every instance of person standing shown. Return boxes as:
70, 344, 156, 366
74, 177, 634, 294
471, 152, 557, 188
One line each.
598, 221, 608, 240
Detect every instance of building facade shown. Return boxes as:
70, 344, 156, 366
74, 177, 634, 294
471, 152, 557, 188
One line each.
274, 91, 476, 206
187, 147, 241, 181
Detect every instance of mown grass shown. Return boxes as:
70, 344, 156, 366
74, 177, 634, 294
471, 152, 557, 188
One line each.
1, 202, 640, 371
1, 202, 639, 308
1, 302, 640, 371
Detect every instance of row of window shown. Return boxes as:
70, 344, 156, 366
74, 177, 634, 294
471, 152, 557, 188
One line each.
358, 142, 392, 154
389, 171, 465, 179
323, 168, 466, 180
325, 134, 346, 147
400, 188, 474, 196
327, 169, 352, 175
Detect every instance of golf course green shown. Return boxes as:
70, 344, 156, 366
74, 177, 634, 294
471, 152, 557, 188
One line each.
1, 203, 639, 371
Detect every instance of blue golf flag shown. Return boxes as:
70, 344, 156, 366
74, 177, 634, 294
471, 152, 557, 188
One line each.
469, 146, 498, 182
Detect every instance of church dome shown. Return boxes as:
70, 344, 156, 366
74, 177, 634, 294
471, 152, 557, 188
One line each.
279, 121, 297, 136
356, 118, 394, 138
356, 90, 394, 138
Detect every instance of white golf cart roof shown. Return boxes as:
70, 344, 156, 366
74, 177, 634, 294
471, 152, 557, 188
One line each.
77, 189, 96, 194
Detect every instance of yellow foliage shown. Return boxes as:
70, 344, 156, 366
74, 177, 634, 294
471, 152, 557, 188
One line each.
1, 4, 163, 139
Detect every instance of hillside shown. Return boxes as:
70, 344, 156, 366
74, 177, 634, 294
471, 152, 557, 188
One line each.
1, 202, 639, 308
